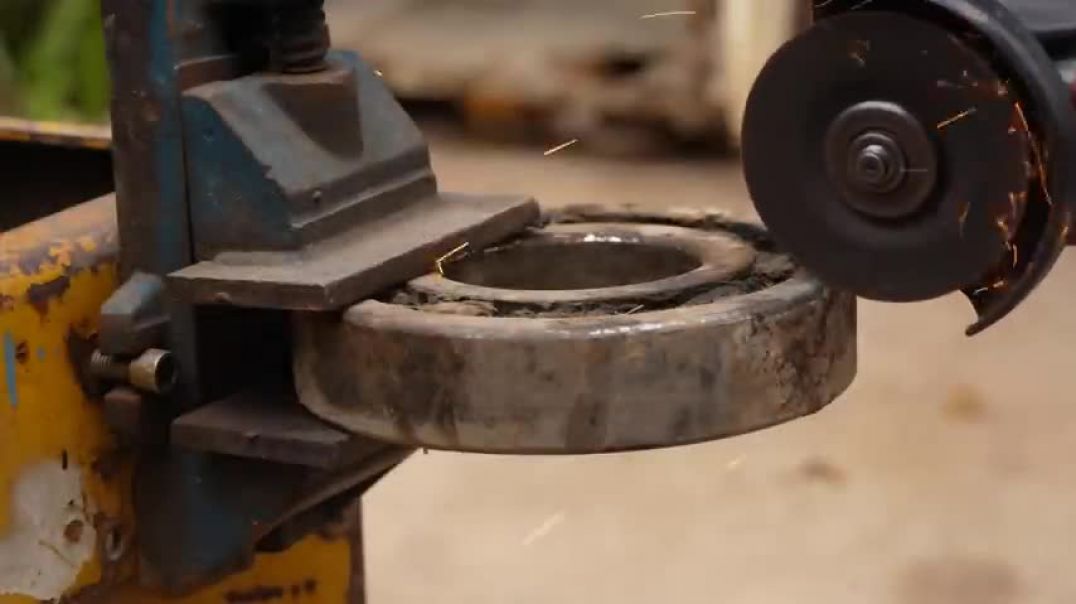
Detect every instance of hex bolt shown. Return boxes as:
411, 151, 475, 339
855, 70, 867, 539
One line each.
844, 131, 907, 195
90, 349, 177, 395
855, 144, 894, 187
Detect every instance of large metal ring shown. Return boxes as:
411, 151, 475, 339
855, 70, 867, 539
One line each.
293, 207, 857, 454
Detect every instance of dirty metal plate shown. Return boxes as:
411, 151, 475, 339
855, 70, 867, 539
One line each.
292, 207, 857, 454
172, 386, 386, 468
168, 192, 539, 310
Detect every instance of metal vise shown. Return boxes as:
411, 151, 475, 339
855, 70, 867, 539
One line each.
90, 0, 854, 595
95, 0, 534, 591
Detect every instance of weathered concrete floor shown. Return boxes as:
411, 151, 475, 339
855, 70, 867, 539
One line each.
361, 130, 1076, 604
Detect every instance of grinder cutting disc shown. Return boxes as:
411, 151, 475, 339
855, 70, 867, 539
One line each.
742, 10, 1031, 302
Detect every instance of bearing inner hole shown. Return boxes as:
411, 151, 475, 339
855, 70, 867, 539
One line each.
445, 241, 702, 290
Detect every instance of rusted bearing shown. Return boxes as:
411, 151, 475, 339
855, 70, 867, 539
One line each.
293, 207, 857, 454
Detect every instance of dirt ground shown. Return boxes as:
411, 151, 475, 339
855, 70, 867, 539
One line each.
358, 129, 1076, 604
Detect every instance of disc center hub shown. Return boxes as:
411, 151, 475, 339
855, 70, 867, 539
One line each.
849, 135, 905, 193
825, 101, 938, 220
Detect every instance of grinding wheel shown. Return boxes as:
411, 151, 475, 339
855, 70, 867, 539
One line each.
745, 10, 1030, 302
743, 0, 1076, 333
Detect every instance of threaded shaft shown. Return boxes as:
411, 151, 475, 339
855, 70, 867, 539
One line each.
273, 0, 330, 74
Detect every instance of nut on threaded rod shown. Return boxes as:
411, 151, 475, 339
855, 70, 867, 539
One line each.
90, 349, 177, 395
273, 0, 330, 73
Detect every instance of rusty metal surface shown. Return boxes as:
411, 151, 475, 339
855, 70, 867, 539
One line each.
170, 192, 539, 310
0, 195, 118, 290
0, 191, 133, 601
293, 208, 857, 454
101, 0, 194, 280
172, 386, 387, 468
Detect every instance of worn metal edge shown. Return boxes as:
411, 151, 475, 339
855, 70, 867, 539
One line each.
294, 274, 858, 454
167, 193, 540, 310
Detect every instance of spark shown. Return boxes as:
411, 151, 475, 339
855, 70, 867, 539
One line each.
1008, 191, 1026, 219
936, 107, 978, 130
544, 139, 579, 156
996, 216, 1010, 234
847, 0, 875, 10
972, 279, 1008, 296
435, 242, 470, 275
640, 10, 696, 19
1014, 100, 1031, 131
848, 39, 870, 67
522, 512, 566, 547
1014, 101, 1054, 207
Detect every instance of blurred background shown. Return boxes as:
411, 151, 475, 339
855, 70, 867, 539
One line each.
5, 1, 1076, 602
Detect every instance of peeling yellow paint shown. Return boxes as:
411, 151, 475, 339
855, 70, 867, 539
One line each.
0, 197, 358, 602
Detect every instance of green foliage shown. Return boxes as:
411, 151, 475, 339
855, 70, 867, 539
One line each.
0, 0, 109, 121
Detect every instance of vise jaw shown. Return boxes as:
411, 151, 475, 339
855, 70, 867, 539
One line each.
171, 52, 535, 310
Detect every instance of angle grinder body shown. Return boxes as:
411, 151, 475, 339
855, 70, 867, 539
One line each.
743, 0, 1076, 334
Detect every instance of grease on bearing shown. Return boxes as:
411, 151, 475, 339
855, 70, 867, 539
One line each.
382, 208, 796, 318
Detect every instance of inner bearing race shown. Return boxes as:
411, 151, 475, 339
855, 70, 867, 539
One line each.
410, 223, 758, 306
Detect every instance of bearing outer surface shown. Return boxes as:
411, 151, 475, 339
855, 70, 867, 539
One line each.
293, 210, 858, 454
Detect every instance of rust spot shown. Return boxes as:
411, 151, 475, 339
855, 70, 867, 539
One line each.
797, 456, 847, 486
14, 245, 57, 277
944, 384, 988, 423
26, 274, 71, 315
14, 340, 28, 364
64, 519, 85, 543
224, 585, 286, 603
